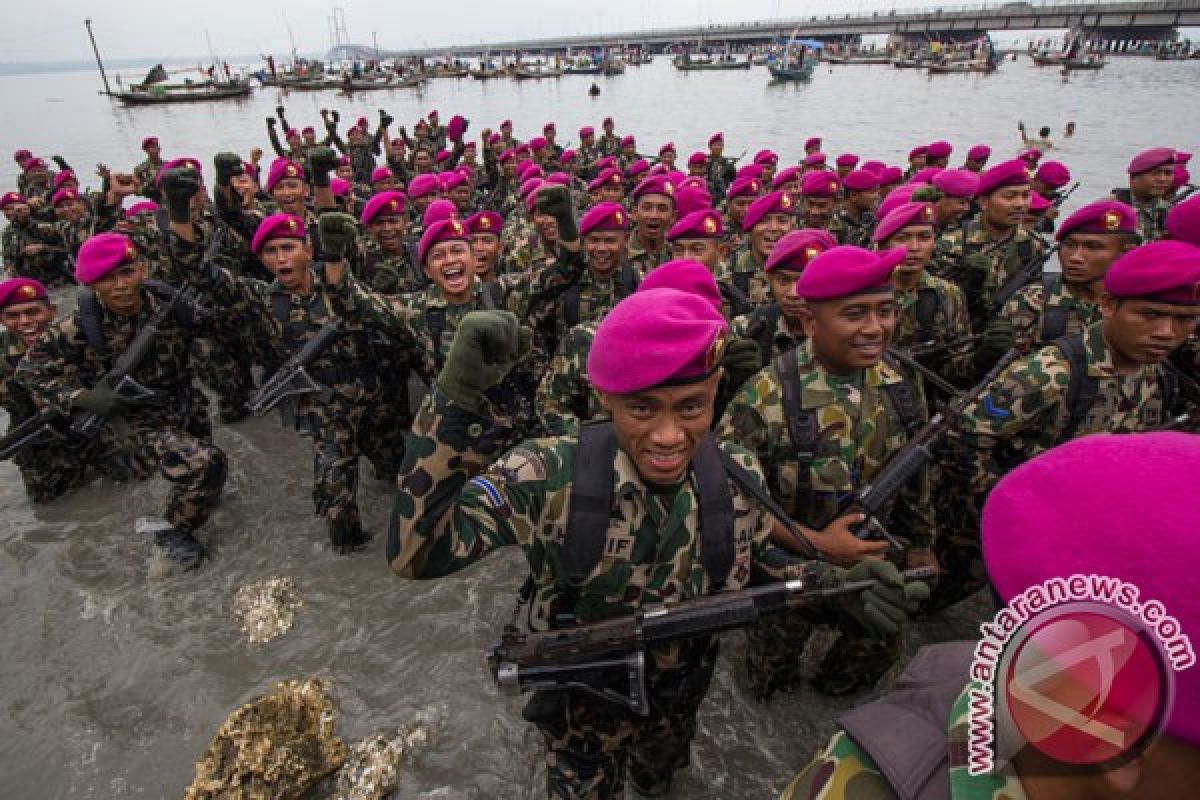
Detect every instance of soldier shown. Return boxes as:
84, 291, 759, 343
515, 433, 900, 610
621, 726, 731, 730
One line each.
925, 140, 953, 169
1166, 194, 1200, 246
616, 136, 639, 173
1113, 147, 1176, 241
586, 167, 626, 208
387, 281, 924, 798
729, 229, 835, 364
834, 153, 858, 181
404, 174, 441, 237
783, 432, 1200, 800
930, 240, 1200, 611
753, 150, 779, 186
772, 166, 802, 208
722, 174, 763, 252
666, 208, 750, 318
1004, 200, 1139, 353
596, 116, 619, 157
18, 232, 228, 568
903, 145, 927, 180
937, 159, 1045, 332
929, 168, 979, 233
357, 191, 424, 293
133, 136, 164, 201
1031, 159, 1071, 208
657, 141, 677, 173
1, 192, 69, 285
442, 171, 474, 214
20, 157, 54, 205
799, 170, 841, 234
962, 143, 990, 173
706, 132, 737, 200
717, 190, 796, 308
576, 126, 599, 177
541, 123, 563, 162
834, 170, 881, 246
326, 109, 385, 185
466, 210, 513, 282
804, 136, 822, 157
626, 175, 676, 274
718, 245, 937, 699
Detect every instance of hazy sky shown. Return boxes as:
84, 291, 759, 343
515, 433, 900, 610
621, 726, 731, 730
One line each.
2, 0, 1065, 62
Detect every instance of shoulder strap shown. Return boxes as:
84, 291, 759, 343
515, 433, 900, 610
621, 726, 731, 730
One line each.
913, 287, 941, 340
1052, 333, 1098, 441
733, 270, 750, 297
75, 287, 109, 359
773, 351, 816, 509
563, 422, 620, 586
617, 261, 640, 296
1160, 363, 1180, 418
691, 435, 736, 589
426, 306, 448, 352
480, 280, 505, 310
563, 284, 582, 329
880, 355, 923, 437
1038, 273, 1068, 343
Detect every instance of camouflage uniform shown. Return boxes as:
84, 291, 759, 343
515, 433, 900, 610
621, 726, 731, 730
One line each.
597, 133, 620, 157
1112, 189, 1170, 242
715, 249, 771, 309
730, 303, 806, 365
625, 232, 669, 275
331, 131, 382, 185
717, 344, 934, 698
831, 208, 875, 247
133, 157, 164, 200
535, 321, 604, 437
893, 272, 974, 387
2, 218, 70, 285
936, 219, 1044, 330
388, 389, 826, 798
1003, 274, 1100, 354
357, 237, 425, 294
931, 322, 1180, 610
17, 285, 227, 532
707, 157, 736, 201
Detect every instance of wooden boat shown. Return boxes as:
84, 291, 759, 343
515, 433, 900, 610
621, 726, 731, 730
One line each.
601, 60, 626, 76
277, 76, 338, 91
927, 60, 996, 75
1063, 57, 1106, 71
343, 74, 422, 91
428, 67, 469, 78
672, 56, 751, 71
768, 59, 817, 82
512, 66, 563, 80
564, 64, 602, 75
891, 57, 928, 69
1031, 52, 1070, 66
113, 80, 252, 105
470, 67, 504, 80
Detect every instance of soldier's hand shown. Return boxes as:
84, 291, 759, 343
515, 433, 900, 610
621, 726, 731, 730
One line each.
213, 152, 244, 188
110, 173, 137, 196
74, 382, 125, 417
266, 116, 277, 127
317, 212, 357, 260
275, 104, 286, 118
52, 155, 71, 172
307, 146, 338, 188
534, 185, 578, 241
957, 252, 991, 296
974, 317, 1015, 371
719, 337, 762, 391
160, 167, 202, 224
823, 559, 929, 638
330, 109, 340, 123
910, 186, 941, 203
809, 513, 889, 567
250, 147, 263, 164
379, 109, 394, 128
438, 311, 533, 415
480, 127, 492, 141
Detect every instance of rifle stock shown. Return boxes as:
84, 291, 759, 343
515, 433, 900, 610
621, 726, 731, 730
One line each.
0, 407, 65, 461
247, 319, 343, 416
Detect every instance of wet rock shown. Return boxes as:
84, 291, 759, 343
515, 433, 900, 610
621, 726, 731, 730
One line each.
232, 577, 302, 644
184, 678, 348, 800
326, 724, 432, 800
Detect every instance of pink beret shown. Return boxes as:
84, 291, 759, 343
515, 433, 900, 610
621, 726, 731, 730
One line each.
243, 162, 259, 181
594, 156, 618, 172
13, 149, 32, 162
517, 165, 545, 186
797, 245, 905, 301
708, 132, 724, 146
515, 158, 537, 177
514, 144, 531, 157
0, 192, 26, 209
966, 144, 991, 162
726, 175, 762, 201
560, 149, 577, 164
299, 126, 314, 137
926, 140, 953, 159
754, 150, 779, 167
626, 159, 650, 179
542, 172, 569, 187
284, 128, 299, 138
1056, 200, 1136, 240
440, 171, 467, 191
1018, 148, 1042, 165
908, 146, 928, 160
522, 181, 545, 213
330, 178, 351, 197
52, 170, 76, 188
124, 200, 160, 218
466, 210, 503, 236
673, 186, 713, 217
500, 119, 513, 128
804, 137, 821, 150
764, 228, 837, 273
631, 175, 675, 204
1035, 160, 1071, 188
354, 117, 368, 131
736, 164, 765, 182
497, 149, 515, 164
1104, 240, 1200, 303
50, 188, 79, 207
1128, 147, 1175, 176
982, 432, 1200, 748
835, 153, 860, 169
24, 157, 46, 171
1178, 151, 1192, 165
1166, 196, 1200, 247
978, 159, 1031, 195
446, 115, 468, 142
370, 166, 395, 184
407, 174, 439, 199
393, 137, 408, 150
265, 159, 304, 192
579, 126, 594, 138
909, 167, 943, 185
876, 186, 919, 221
620, 135, 636, 148
659, 142, 676, 156
800, 170, 841, 198
423, 199, 458, 227
457, 163, 474, 178
155, 157, 203, 188
0, 278, 48, 309
435, 150, 452, 164
417, 217, 469, 265
932, 168, 980, 199
518, 177, 543, 200
667, 170, 688, 185
361, 191, 407, 225
872, 202, 937, 244
878, 166, 905, 186
843, 169, 880, 192
861, 160, 886, 177
586, 168, 624, 193
75, 232, 138, 284
639, 259, 723, 313
667, 209, 723, 241
529, 136, 548, 151
251, 213, 306, 255
579, 202, 630, 237
543, 122, 556, 134
772, 166, 802, 189
743, 190, 796, 230
1028, 191, 1051, 213
1175, 165, 1190, 190
803, 152, 827, 167
336, 156, 351, 168
588, 288, 728, 394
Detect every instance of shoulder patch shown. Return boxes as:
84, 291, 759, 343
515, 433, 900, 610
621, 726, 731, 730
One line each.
468, 476, 510, 516
982, 392, 1013, 419
497, 446, 549, 483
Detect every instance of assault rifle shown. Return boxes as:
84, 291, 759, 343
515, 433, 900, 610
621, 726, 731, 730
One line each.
246, 319, 343, 416
989, 242, 1061, 316
0, 407, 64, 461
487, 566, 938, 714
903, 334, 983, 360
1051, 181, 1080, 209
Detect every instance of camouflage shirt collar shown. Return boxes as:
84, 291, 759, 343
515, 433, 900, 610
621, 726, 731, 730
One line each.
1086, 320, 1150, 380
791, 342, 904, 409
734, 247, 764, 273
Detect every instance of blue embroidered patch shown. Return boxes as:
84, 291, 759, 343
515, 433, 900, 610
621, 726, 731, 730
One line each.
469, 476, 510, 515
982, 394, 1012, 419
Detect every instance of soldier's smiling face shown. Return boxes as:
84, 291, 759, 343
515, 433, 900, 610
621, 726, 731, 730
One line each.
600, 370, 722, 487
801, 293, 897, 374
0, 299, 55, 349
980, 186, 1030, 229
424, 239, 474, 301
369, 214, 406, 253
633, 195, 675, 241
271, 177, 309, 215
469, 233, 501, 276
750, 212, 795, 261
583, 230, 628, 277
802, 197, 835, 229
1101, 295, 1198, 367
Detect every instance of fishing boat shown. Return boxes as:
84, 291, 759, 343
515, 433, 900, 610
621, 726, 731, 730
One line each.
672, 54, 751, 71
342, 74, 422, 91
767, 32, 822, 82
1062, 56, 1106, 71
891, 57, 929, 69
927, 60, 996, 75
277, 76, 339, 91
113, 80, 253, 105
512, 65, 564, 80
470, 66, 505, 80
601, 57, 626, 76
1031, 51, 1069, 66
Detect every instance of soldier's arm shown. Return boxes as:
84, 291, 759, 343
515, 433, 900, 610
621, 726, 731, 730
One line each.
387, 389, 546, 578
15, 323, 88, 416
1004, 285, 1044, 354
266, 123, 288, 159
714, 368, 773, 464
500, 244, 587, 318
168, 227, 268, 310
779, 730, 896, 800
320, 265, 421, 347
535, 324, 594, 437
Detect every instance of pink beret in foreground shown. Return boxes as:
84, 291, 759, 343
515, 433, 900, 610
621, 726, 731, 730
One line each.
876, 186, 919, 222
466, 210, 503, 236
800, 170, 840, 198
639, 259, 722, 313
978, 159, 1031, 195
265, 159, 304, 192
1028, 191, 1051, 213
1055, 200, 1136, 241
982, 432, 1200, 748
329, 178, 351, 197
0, 278, 48, 309
932, 168, 980, 199
407, 174, 439, 199
861, 160, 886, 176
672, 186, 714, 217
1128, 147, 1175, 176
872, 202, 937, 244
1035, 160, 1071, 188
251, 213, 306, 255
360, 191, 407, 225
796, 245, 905, 301
418, 217, 469, 265
522, 182, 544, 213
764, 229, 837, 273
588, 288, 728, 394
743, 190, 795, 230
1166, 195, 1200, 247
579, 202, 630, 237
667, 209, 723, 241
1103, 240, 1200, 304
75, 232, 138, 284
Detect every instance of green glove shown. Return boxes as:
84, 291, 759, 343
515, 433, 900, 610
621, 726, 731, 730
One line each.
958, 252, 992, 297
307, 146, 338, 188
317, 212, 358, 260
379, 109, 394, 128
213, 152, 244, 188
975, 317, 1015, 371
437, 311, 534, 416
266, 117, 277, 128
822, 559, 929, 638
534, 185, 578, 241
74, 382, 124, 417
720, 337, 762, 392
910, 186, 942, 203
160, 167, 202, 224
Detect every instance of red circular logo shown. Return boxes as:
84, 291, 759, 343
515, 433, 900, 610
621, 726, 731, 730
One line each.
1002, 604, 1172, 767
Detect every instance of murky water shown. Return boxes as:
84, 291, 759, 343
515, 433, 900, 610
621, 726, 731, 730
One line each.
0, 55, 1195, 799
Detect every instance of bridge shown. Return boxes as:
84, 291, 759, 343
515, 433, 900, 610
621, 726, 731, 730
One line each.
327, 0, 1200, 60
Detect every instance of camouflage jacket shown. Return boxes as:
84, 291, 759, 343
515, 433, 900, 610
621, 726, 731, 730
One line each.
388, 389, 826, 671
1112, 190, 1170, 242
625, 231, 670, 275
893, 271, 974, 384
832, 208, 874, 247
936, 219, 1044, 321
1003, 274, 1100, 354
945, 321, 1178, 497
717, 343, 935, 548
133, 157, 164, 197
721, 215, 746, 253
730, 303, 806, 365
535, 321, 604, 436
357, 236, 424, 294
2, 219, 68, 284
715, 248, 771, 308
1, 329, 37, 422
545, 259, 638, 345
597, 134, 621, 157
